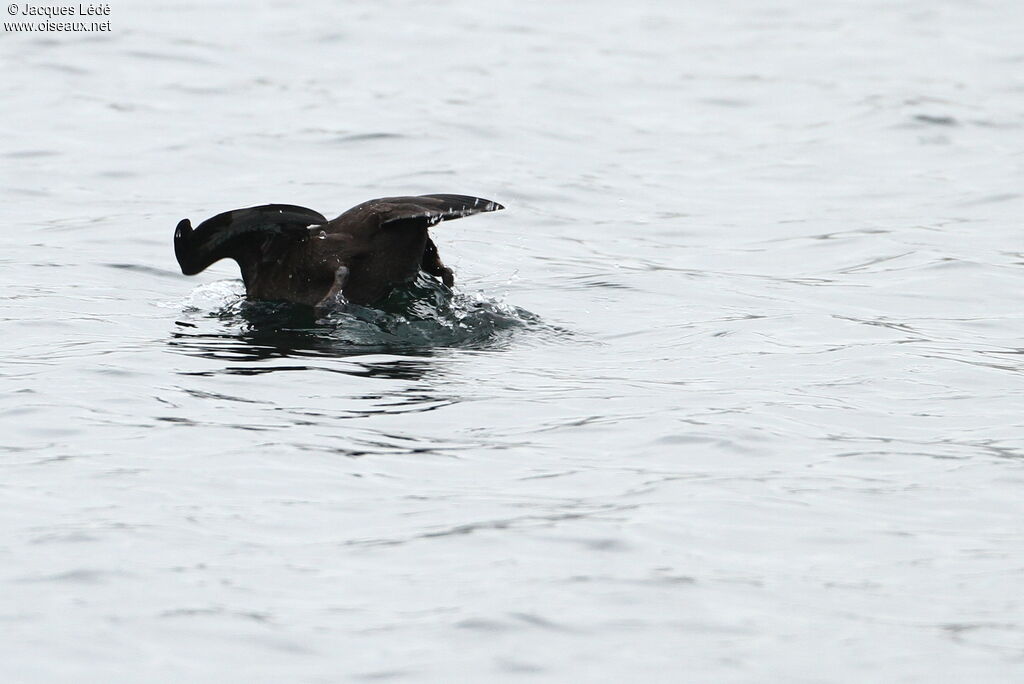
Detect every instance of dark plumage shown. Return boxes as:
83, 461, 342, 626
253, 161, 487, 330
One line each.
174, 194, 504, 308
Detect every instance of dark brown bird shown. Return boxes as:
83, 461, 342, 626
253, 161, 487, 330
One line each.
174, 194, 503, 309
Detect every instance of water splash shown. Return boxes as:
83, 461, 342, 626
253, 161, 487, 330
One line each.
173, 274, 550, 359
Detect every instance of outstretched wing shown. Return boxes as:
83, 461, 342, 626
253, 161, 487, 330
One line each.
385, 194, 504, 226
174, 204, 327, 276
327, 194, 503, 303
336, 194, 504, 232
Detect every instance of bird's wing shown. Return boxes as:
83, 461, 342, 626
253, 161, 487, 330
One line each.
174, 204, 327, 276
336, 194, 504, 231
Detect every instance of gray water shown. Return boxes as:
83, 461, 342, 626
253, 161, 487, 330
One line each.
3, 1, 1024, 681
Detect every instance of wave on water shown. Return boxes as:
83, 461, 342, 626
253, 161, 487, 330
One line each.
171, 274, 550, 361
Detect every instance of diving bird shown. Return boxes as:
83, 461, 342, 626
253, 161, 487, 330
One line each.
174, 194, 504, 309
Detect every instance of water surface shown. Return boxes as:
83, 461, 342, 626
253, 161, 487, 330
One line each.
2, 1, 1024, 681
